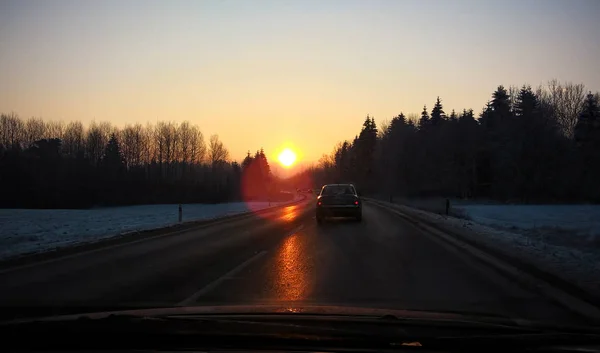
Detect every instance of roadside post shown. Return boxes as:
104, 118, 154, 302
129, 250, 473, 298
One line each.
445, 199, 450, 216
178, 204, 183, 223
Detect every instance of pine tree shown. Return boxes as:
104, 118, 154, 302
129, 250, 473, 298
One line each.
242, 151, 253, 170
459, 109, 476, 124
491, 85, 511, 119
575, 92, 600, 149
102, 133, 125, 168
514, 85, 539, 118
430, 97, 446, 126
419, 105, 430, 129
101, 133, 125, 184
449, 109, 457, 122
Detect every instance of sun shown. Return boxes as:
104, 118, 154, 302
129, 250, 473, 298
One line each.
278, 148, 297, 168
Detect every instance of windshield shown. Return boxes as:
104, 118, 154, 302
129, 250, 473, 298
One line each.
321, 185, 356, 196
1, 0, 599, 333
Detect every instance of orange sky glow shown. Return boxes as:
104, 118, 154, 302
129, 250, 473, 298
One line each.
1, 0, 599, 173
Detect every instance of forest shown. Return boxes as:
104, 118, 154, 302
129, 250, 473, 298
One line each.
3, 79, 600, 208
0, 117, 279, 208
298, 80, 600, 203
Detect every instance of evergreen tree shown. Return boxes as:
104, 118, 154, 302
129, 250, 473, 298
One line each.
242, 151, 253, 170
514, 85, 539, 118
102, 133, 125, 170
430, 96, 446, 126
419, 105, 430, 129
449, 109, 458, 122
491, 85, 511, 119
575, 92, 600, 149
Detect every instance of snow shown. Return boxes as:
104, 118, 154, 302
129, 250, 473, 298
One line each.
0, 195, 303, 261
457, 204, 600, 237
374, 199, 600, 298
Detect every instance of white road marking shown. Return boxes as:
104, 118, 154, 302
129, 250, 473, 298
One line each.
177, 250, 267, 305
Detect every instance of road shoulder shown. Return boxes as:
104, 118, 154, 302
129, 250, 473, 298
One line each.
366, 198, 600, 324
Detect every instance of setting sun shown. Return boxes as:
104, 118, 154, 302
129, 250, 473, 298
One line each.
278, 148, 297, 168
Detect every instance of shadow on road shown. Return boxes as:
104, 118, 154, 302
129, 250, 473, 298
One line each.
316, 218, 362, 227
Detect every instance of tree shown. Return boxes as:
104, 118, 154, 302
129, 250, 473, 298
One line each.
430, 96, 446, 126
101, 133, 125, 172
449, 109, 458, 122
575, 93, 600, 149
241, 151, 253, 170
542, 79, 586, 138
208, 134, 229, 166
0, 113, 248, 207
514, 85, 538, 118
419, 105, 430, 129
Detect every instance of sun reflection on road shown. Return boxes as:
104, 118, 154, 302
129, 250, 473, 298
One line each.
278, 205, 299, 222
274, 233, 310, 301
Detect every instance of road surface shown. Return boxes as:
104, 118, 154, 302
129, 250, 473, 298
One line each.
0, 198, 585, 324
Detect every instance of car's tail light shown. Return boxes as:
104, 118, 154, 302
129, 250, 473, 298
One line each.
354, 201, 359, 205
317, 201, 322, 206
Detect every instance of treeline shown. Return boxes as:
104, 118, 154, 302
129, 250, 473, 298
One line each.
300, 80, 600, 203
0, 117, 278, 208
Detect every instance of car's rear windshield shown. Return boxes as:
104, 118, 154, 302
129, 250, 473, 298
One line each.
321, 185, 356, 196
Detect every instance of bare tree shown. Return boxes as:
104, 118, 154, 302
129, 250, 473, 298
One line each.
121, 124, 139, 168
508, 85, 520, 114
155, 121, 179, 164
63, 121, 84, 157
378, 119, 389, 139
45, 120, 65, 140
0, 112, 24, 147
86, 121, 111, 165
178, 121, 193, 164
189, 124, 206, 164
24, 117, 46, 146
142, 122, 154, 164
406, 113, 420, 126
208, 134, 229, 166
540, 79, 586, 138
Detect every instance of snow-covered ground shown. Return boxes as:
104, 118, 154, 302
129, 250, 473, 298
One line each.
452, 204, 600, 297
455, 204, 600, 248
377, 198, 600, 298
0, 195, 302, 260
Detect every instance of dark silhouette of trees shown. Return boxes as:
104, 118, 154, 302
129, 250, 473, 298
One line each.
0, 116, 272, 208
240, 148, 274, 201
309, 79, 600, 203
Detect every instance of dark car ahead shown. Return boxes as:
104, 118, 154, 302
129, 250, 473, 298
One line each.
316, 184, 362, 223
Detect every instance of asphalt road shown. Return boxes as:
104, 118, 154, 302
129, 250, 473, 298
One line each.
0, 198, 585, 324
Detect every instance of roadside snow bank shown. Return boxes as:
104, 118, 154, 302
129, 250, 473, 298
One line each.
371, 199, 600, 299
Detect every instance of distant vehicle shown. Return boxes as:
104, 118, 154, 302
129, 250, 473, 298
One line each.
316, 183, 362, 223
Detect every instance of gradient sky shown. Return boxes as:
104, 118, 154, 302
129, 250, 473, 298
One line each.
1, 0, 599, 169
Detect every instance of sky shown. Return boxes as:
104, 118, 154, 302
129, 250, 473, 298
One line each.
1, 0, 599, 171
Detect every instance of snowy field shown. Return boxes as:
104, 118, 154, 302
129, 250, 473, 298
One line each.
452, 204, 600, 297
378, 197, 600, 298
0, 195, 302, 260
455, 204, 600, 248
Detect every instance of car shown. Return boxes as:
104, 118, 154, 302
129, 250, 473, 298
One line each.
315, 183, 362, 223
